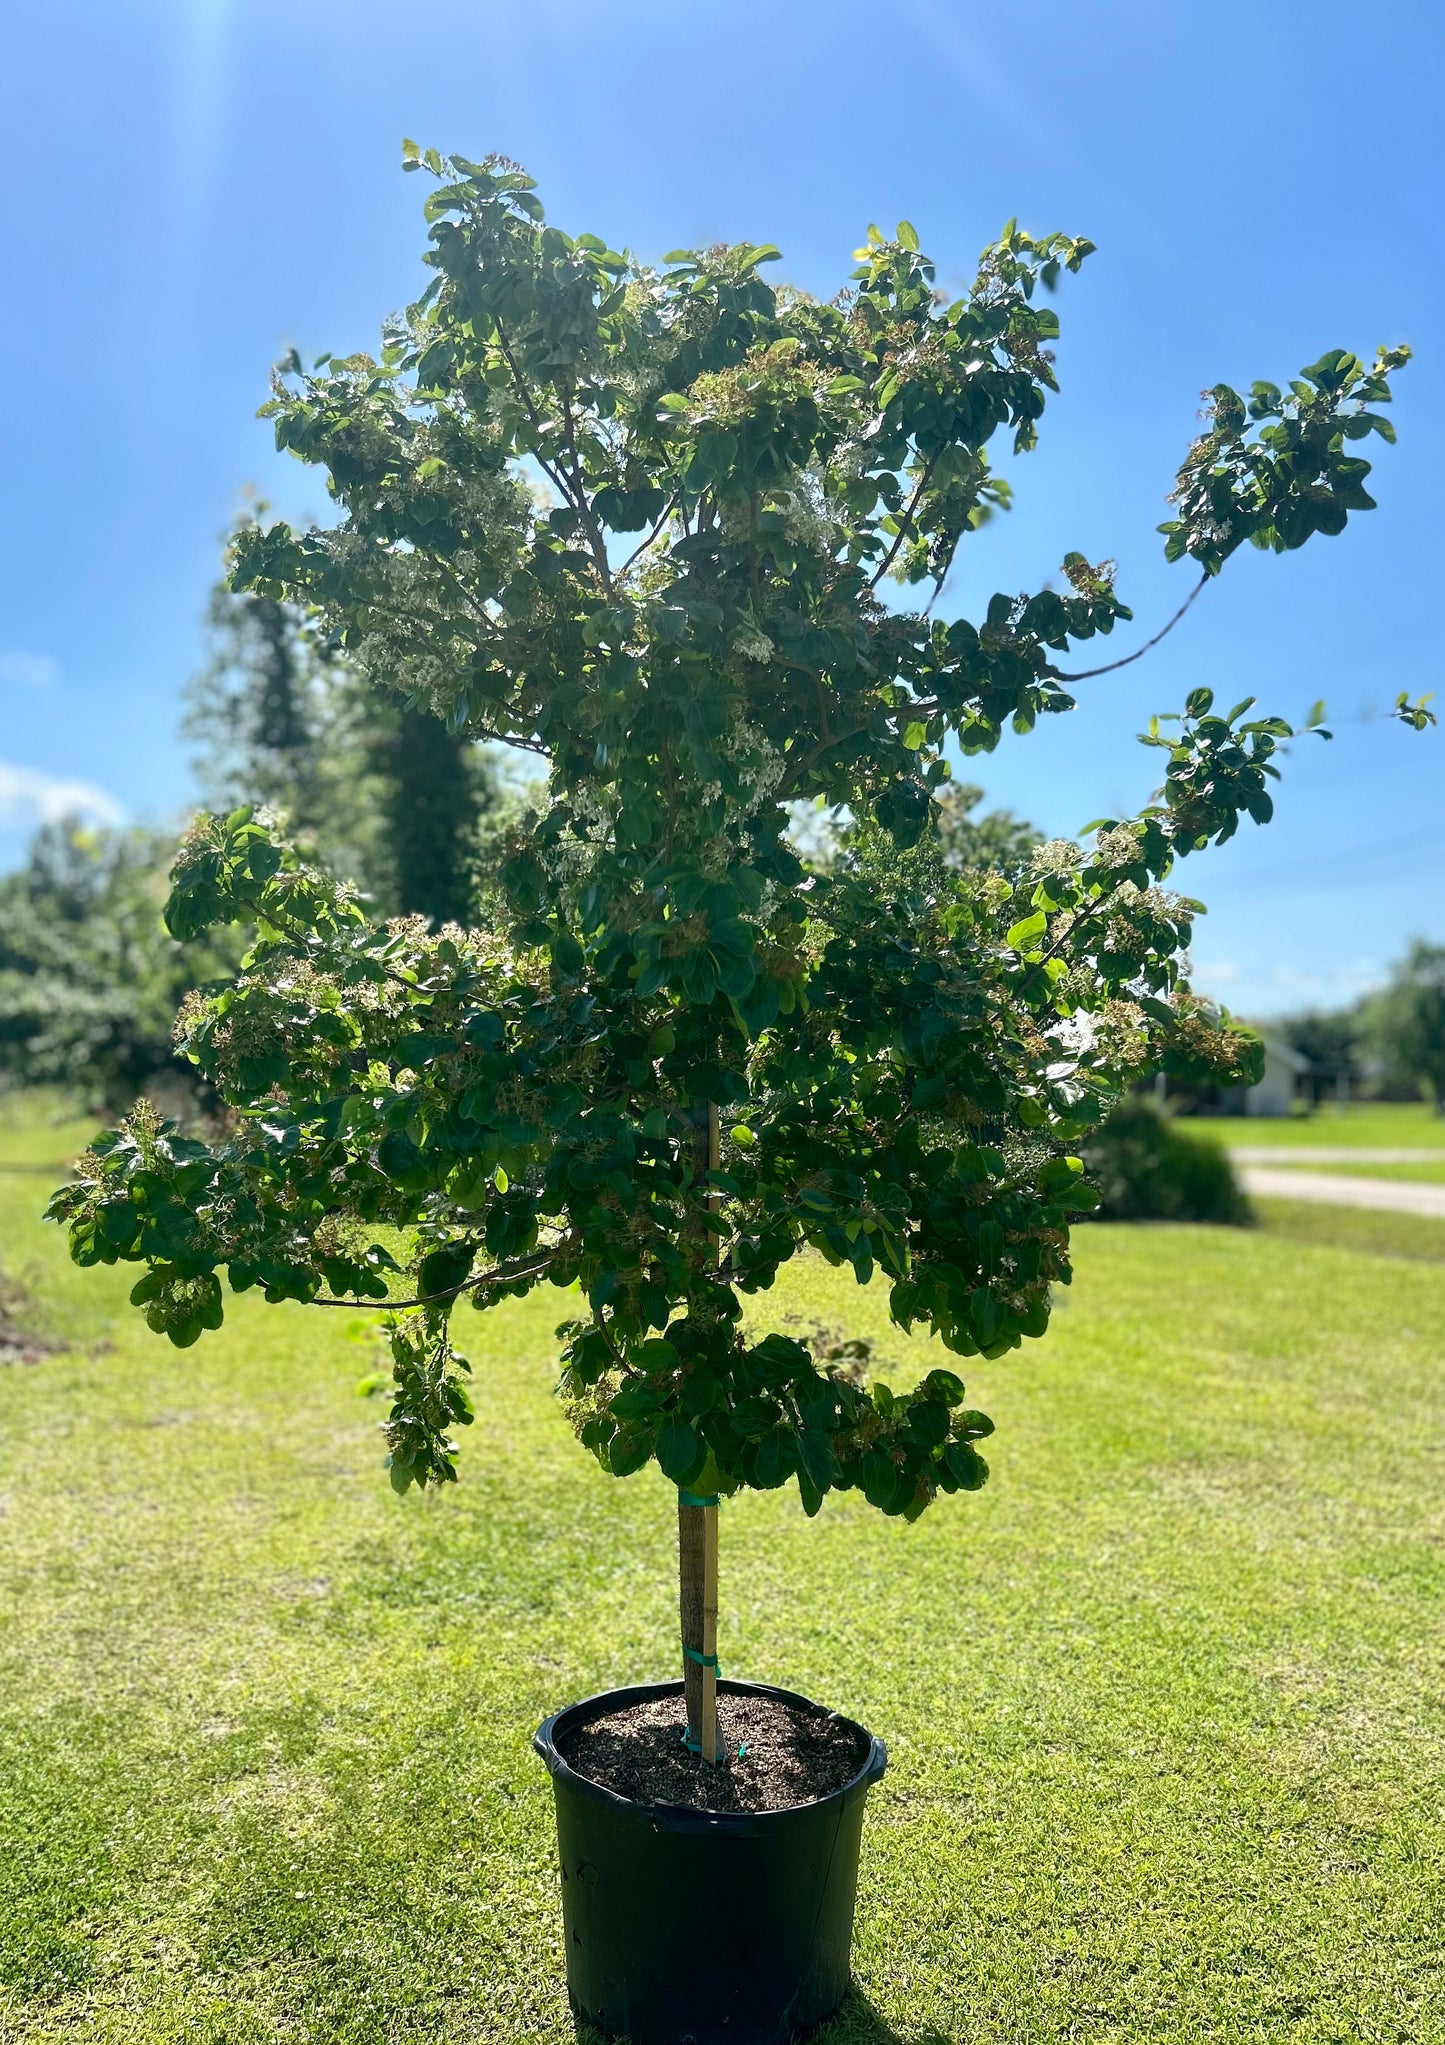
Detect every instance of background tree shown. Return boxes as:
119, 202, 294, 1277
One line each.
1276, 1003, 1363, 1104
0, 572, 520, 1114
186, 577, 336, 843
0, 821, 238, 1113
50, 148, 1424, 1764
1360, 941, 1445, 1110
931, 779, 1041, 876
188, 569, 504, 924
368, 701, 494, 926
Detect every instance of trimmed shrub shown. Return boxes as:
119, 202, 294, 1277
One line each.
1083, 1101, 1252, 1223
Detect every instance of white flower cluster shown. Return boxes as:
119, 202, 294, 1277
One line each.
1029, 838, 1078, 876
1092, 822, 1142, 869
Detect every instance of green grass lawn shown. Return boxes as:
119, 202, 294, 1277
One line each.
1187, 1102, 1445, 1149
1252, 1197, 1445, 1265
3, 1111, 1445, 2043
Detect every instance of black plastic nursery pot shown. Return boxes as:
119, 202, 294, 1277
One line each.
533, 1678, 887, 2045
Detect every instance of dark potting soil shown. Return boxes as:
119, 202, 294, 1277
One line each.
558, 1693, 868, 1813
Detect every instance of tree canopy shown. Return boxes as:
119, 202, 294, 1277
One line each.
1361, 942, 1445, 1112
51, 148, 1420, 1525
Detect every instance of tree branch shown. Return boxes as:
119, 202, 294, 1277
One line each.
867, 455, 938, 593
423, 555, 505, 635
492, 321, 582, 522
1010, 849, 1191, 1009
896, 570, 1212, 732
618, 494, 679, 580
1045, 572, 1209, 682
310, 1250, 553, 1311
245, 897, 422, 995
777, 705, 878, 801
559, 388, 616, 597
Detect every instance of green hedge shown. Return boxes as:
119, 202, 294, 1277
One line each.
1083, 1100, 1252, 1224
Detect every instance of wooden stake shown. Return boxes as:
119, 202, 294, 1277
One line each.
678, 1094, 721, 1763
678, 1493, 719, 1763
701, 1501, 718, 1762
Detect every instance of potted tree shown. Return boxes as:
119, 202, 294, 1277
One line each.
51, 147, 1424, 2044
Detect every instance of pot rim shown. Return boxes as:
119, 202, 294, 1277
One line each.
533, 1676, 887, 1835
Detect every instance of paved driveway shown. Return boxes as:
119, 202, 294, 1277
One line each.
1238, 1167, 1445, 1218
1227, 1146, 1445, 1166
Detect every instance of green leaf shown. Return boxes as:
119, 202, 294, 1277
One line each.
657, 1417, 703, 1484
378, 1131, 423, 1181
943, 1442, 989, 1491
608, 1429, 655, 1478
611, 1381, 662, 1420
798, 1428, 835, 1494
1005, 911, 1048, 950
418, 1243, 474, 1300
749, 1431, 798, 1489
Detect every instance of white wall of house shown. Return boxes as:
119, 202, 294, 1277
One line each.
1244, 1036, 1309, 1117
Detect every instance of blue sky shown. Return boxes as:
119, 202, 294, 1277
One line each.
1, 0, 1440, 1018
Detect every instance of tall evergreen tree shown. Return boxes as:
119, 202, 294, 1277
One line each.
373, 705, 487, 927
185, 581, 334, 840
188, 565, 499, 922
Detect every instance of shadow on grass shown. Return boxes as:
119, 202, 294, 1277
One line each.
572, 1983, 949, 2044
817, 1983, 950, 2042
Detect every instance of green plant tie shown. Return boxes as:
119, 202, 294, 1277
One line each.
679, 1490, 720, 1508
677, 1728, 746, 1763
682, 1646, 719, 1669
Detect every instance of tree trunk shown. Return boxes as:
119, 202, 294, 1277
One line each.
679, 1096, 720, 1762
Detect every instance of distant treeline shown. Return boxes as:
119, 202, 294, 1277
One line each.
1273, 950, 1445, 1113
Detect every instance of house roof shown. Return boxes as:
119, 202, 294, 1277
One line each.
1254, 1031, 1311, 1075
